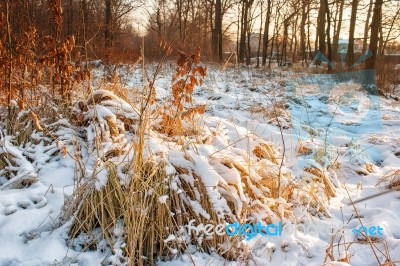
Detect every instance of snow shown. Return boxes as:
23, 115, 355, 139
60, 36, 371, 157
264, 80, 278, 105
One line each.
1, 64, 400, 265
158, 195, 169, 204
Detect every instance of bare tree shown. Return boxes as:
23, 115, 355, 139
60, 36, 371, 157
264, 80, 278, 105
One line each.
324, 0, 332, 72
317, 0, 327, 55
346, 0, 359, 67
332, 0, 344, 62
105, 0, 112, 49
261, 0, 271, 66
3, 0, 13, 134
290, 5, 299, 63
366, 0, 383, 69
300, 0, 307, 66
280, 11, 296, 66
212, 0, 223, 61
256, 0, 262, 67
379, 1, 400, 57
363, 0, 374, 53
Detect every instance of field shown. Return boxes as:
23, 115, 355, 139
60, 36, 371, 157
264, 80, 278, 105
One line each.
1, 59, 400, 266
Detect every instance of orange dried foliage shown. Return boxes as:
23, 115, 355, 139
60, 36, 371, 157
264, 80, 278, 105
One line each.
38, 32, 90, 101
160, 49, 207, 135
182, 105, 206, 120
191, 48, 201, 64
192, 66, 207, 78
161, 114, 183, 136
171, 49, 207, 108
177, 51, 190, 69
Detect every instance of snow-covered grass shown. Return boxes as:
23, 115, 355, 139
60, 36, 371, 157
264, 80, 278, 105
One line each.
0, 62, 399, 266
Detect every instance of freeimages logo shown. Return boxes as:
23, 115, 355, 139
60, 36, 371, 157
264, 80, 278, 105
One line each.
352, 225, 384, 236
185, 220, 384, 240
186, 220, 282, 241
225, 222, 282, 240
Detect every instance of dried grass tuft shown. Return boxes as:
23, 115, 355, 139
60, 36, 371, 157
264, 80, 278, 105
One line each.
248, 102, 291, 128
124, 159, 178, 265
160, 114, 184, 136
304, 167, 336, 197
296, 141, 313, 156
377, 169, 400, 190
68, 162, 127, 248
253, 143, 279, 164
0, 136, 38, 189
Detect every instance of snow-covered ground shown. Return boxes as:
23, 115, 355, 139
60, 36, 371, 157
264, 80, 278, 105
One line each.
1, 64, 399, 266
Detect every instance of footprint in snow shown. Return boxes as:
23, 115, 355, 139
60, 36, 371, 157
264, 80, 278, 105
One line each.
3, 195, 47, 215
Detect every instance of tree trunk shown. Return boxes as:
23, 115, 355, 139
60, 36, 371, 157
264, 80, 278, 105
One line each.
105, 0, 112, 49
236, 3, 240, 61
212, 1, 217, 60
291, 14, 298, 63
246, 27, 251, 65
270, 6, 281, 67
67, 0, 73, 36
346, 0, 359, 67
256, 1, 262, 67
300, 0, 307, 66
317, 0, 326, 55
366, 0, 383, 69
81, 0, 88, 41
204, 0, 210, 58
239, 1, 246, 62
332, 0, 344, 61
261, 0, 271, 66
378, 24, 384, 57
363, 0, 373, 53
239, 0, 249, 62
80, 0, 89, 66
280, 21, 288, 66
216, 0, 223, 62
210, 1, 215, 58
268, 28, 275, 67
306, 0, 312, 64
5, 0, 14, 134
325, 0, 332, 72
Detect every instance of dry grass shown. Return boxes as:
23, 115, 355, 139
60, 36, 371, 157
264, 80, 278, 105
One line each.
0, 150, 15, 180
296, 141, 313, 156
68, 162, 127, 247
376, 169, 400, 190
253, 143, 280, 164
249, 102, 291, 127
304, 167, 336, 198
1, 80, 340, 266
160, 113, 184, 136
124, 159, 179, 265
0, 135, 38, 189
58, 64, 339, 265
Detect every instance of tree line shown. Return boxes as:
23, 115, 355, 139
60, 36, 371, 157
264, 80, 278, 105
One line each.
144, 0, 399, 69
1, 1, 399, 66
0, 0, 399, 117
